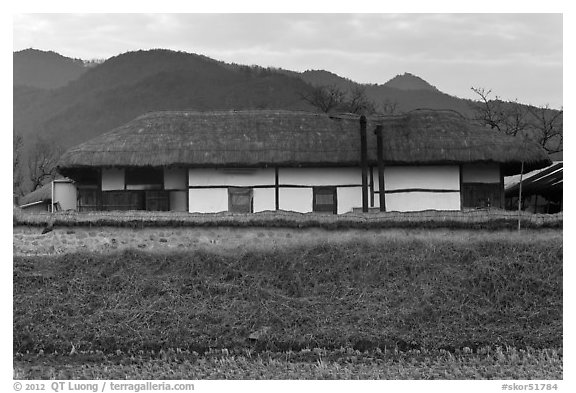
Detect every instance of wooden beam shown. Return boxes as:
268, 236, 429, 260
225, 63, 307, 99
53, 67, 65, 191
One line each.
374, 125, 386, 212
459, 164, 464, 210
98, 168, 103, 211
186, 167, 190, 213
384, 188, 460, 194
369, 166, 374, 207
360, 115, 368, 212
275, 167, 280, 210
499, 164, 505, 209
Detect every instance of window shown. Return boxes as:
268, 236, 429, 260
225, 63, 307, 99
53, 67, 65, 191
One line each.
125, 168, 163, 190
313, 186, 337, 214
74, 169, 99, 185
228, 187, 253, 213
99, 190, 169, 211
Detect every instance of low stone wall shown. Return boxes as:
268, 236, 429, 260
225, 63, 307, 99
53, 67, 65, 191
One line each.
13, 226, 302, 256
13, 225, 561, 256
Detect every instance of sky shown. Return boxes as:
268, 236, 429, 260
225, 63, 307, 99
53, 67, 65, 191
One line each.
12, 12, 563, 109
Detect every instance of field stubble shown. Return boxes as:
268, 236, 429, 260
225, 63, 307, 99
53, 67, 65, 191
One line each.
13, 229, 562, 379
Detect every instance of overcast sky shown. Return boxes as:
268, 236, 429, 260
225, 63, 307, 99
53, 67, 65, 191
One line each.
13, 13, 563, 108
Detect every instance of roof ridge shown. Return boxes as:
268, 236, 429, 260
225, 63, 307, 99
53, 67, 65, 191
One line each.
135, 109, 333, 120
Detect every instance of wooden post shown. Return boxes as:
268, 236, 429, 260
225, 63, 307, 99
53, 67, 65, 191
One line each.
275, 167, 279, 210
369, 166, 374, 207
51, 180, 55, 213
517, 160, 524, 232
499, 164, 505, 209
98, 168, 103, 211
517, 135, 528, 231
360, 115, 369, 213
459, 164, 464, 210
374, 125, 386, 212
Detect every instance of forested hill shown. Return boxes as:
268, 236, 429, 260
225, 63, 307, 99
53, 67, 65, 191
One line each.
13, 49, 88, 89
13, 49, 316, 150
294, 69, 474, 115
13, 48, 561, 159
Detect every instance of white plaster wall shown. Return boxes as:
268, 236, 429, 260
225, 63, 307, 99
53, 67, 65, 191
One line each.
373, 192, 381, 209
279, 167, 361, 186
462, 163, 500, 183
189, 189, 228, 213
369, 165, 461, 211
53, 182, 77, 210
189, 168, 274, 187
164, 168, 187, 189
254, 188, 276, 212
337, 187, 362, 214
384, 166, 460, 191
101, 168, 125, 191
279, 188, 313, 213
169, 191, 188, 212
386, 192, 461, 212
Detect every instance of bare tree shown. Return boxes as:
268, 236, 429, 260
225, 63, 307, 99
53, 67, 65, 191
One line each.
470, 86, 562, 154
300, 84, 379, 115
13, 131, 24, 197
299, 85, 346, 113
470, 87, 530, 137
501, 101, 530, 137
470, 87, 505, 131
379, 99, 400, 115
27, 137, 62, 192
341, 85, 376, 115
527, 105, 563, 154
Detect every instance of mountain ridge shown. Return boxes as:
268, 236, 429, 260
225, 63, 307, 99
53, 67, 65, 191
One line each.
13, 48, 558, 157
13, 48, 88, 89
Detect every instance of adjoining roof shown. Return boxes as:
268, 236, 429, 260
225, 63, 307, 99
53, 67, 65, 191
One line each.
18, 182, 52, 206
58, 109, 551, 176
18, 178, 74, 206
19, 200, 50, 210
505, 162, 563, 200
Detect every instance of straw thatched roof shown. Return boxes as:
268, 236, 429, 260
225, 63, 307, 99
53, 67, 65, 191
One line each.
58, 109, 551, 176
19, 183, 52, 206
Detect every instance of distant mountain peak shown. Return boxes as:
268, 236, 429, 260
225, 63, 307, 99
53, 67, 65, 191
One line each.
383, 72, 438, 91
13, 48, 87, 89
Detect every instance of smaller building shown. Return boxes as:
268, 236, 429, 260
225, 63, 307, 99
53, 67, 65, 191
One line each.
505, 162, 563, 214
18, 178, 77, 212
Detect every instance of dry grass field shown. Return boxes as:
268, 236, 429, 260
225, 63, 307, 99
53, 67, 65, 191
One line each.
13, 228, 562, 379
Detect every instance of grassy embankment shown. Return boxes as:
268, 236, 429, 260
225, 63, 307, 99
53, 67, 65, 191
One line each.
14, 232, 562, 379
13, 207, 563, 230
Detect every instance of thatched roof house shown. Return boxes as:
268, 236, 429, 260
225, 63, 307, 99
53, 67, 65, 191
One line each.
59, 109, 549, 176
57, 109, 551, 214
